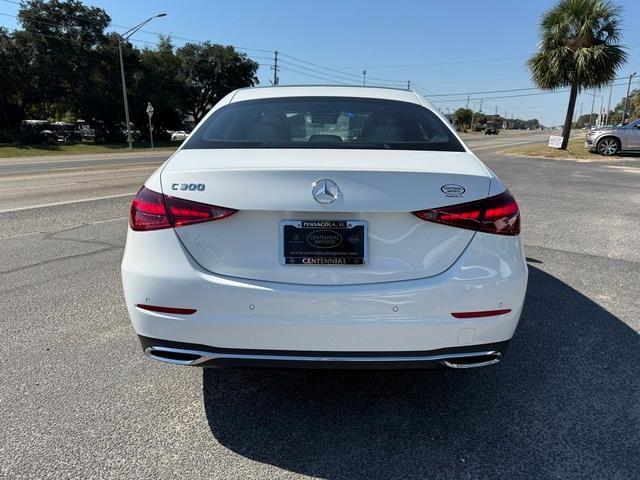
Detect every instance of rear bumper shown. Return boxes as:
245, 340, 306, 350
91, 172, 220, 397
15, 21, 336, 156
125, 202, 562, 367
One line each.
139, 335, 509, 369
122, 228, 527, 356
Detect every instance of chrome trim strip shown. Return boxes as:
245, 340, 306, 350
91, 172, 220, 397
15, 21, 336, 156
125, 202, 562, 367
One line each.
144, 346, 502, 368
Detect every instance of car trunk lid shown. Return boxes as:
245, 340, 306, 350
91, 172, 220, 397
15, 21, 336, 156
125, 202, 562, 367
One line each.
160, 149, 491, 285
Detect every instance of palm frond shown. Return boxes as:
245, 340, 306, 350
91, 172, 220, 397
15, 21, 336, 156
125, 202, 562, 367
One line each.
526, 0, 627, 91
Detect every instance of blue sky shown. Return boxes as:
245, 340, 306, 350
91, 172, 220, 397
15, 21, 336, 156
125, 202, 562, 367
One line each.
2, 0, 639, 125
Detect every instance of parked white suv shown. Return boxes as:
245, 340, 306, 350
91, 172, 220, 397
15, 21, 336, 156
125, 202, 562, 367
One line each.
122, 86, 528, 369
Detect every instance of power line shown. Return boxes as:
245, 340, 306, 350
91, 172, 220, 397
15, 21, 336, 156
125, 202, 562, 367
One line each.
2, 6, 637, 102
425, 80, 632, 114
423, 75, 637, 98
278, 58, 360, 84
277, 66, 350, 85
352, 56, 527, 70
278, 52, 406, 85
0, 8, 274, 54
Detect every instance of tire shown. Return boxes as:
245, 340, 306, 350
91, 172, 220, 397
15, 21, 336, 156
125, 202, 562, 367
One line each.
596, 137, 620, 156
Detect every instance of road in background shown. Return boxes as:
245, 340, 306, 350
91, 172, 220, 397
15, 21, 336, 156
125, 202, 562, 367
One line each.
1, 132, 639, 479
0, 130, 552, 212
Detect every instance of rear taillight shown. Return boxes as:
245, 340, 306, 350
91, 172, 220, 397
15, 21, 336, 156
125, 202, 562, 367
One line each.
130, 186, 236, 231
413, 190, 520, 236
130, 187, 171, 231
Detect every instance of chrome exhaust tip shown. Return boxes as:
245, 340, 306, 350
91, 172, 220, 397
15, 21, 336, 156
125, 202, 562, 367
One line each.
144, 346, 211, 366
439, 351, 502, 369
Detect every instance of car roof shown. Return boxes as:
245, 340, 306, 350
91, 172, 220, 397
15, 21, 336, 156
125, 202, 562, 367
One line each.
230, 85, 427, 106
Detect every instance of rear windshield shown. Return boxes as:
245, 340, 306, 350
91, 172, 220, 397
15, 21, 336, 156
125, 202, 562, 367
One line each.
183, 96, 464, 151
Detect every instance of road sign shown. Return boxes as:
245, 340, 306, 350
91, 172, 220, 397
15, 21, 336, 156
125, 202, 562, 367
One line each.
548, 135, 563, 149
146, 102, 154, 149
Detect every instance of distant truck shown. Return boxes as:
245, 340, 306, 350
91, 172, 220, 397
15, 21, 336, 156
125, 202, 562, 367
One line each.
484, 121, 499, 135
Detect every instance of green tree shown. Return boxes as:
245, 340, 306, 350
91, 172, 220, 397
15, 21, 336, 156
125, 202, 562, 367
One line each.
473, 112, 488, 130
177, 42, 259, 122
610, 88, 639, 124
16, 0, 111, 120
527, 0, 626, 149
136, 37, 187, 140
452, 108, 473, 129
89, 33, 143, 141
0, 28, 24, 140
574, 113, 598, 127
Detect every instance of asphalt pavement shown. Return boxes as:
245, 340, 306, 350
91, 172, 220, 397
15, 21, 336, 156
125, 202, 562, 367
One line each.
1, 131, 639, 479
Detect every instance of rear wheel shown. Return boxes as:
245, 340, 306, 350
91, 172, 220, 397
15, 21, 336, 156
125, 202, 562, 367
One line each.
596, 137, 620, 156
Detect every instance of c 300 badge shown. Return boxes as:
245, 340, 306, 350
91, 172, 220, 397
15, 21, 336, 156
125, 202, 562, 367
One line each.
440, 184, 465, 197
171, 183, 205, 191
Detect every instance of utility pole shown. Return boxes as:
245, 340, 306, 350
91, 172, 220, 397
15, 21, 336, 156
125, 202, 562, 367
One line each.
589, 89, 596, 128
362, 70, 367, 86
479, 98, 483, 112
605, 81, 613, 126
118, 42, 132, 149
471, 101, 480, 130
578, 102, 583, 127
272, 51, 279, 86
466, 95, 470, 109
598, 94, 604, 127
407, 80, 411, 90
622, 72, 637, 124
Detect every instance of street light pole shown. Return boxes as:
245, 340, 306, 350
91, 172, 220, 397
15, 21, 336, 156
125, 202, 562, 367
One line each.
117, 39, 132, 149
578, 102, 583, 125
362, 70, 367, 86
589, 89, 596, 129
622, 72, 637, 124
118, 13, 167, 149
598, 94, 604, 128
605, 81, 613, 126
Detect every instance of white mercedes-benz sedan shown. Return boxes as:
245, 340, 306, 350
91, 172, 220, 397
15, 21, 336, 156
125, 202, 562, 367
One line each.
122, 86, 527, 369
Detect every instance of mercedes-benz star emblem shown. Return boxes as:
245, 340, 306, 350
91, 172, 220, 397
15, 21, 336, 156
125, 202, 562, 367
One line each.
311, 178, 340, 204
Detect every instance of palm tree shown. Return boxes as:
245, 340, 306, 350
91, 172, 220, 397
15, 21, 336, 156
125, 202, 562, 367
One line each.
527, 0, 626, 149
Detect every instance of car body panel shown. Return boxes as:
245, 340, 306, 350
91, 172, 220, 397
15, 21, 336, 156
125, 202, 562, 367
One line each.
586, 119, 640, 153
122, 85, 527, 366
122, 227, 527, 352
160, 149, 492, 284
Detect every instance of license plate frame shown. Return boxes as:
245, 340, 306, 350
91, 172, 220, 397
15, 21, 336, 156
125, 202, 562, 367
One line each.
280, 220, 368, 266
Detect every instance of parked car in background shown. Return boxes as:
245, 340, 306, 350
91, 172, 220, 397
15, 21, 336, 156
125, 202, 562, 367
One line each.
122, 86, 527, 370
484, 121, 499, 135
585, 119, 640, 156
171, 130, 190, 141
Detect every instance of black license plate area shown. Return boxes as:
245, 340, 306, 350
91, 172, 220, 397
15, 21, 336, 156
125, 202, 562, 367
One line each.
281, 220, 367, 265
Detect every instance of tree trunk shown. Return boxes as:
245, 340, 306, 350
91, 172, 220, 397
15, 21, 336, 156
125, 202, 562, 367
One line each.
561, 82, 579, 150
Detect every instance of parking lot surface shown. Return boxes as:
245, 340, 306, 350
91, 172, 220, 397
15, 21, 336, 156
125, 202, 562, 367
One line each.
1, 131, 639, 479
